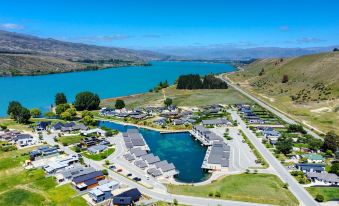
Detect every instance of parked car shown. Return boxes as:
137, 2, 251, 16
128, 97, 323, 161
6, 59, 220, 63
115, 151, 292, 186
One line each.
109, 165, 116, 170
133, 177, 141, 181
127, 173, 132, 177
146, 175, 150, 180
117, 169, 123, 172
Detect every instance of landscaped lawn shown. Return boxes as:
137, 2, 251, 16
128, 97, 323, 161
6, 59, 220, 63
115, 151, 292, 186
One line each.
57, 135, 85, 146
167, 173, 299, 206
306, 187, 339, 202
82, 148, 115, 160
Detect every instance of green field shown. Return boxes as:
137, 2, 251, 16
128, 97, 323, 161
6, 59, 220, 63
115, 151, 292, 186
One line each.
82, 148, 115, 160
101, 85, 252, 108
306, 187, 339, 202
0, 147, 87, 206
57, 135, 85, 146
167, 173, 299, 206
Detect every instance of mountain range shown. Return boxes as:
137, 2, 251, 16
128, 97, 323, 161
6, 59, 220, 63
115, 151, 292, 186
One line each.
155, 45, 338, 60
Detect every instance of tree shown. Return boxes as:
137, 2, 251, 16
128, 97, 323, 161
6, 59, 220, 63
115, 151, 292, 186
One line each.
115, 99, 125, 109
7, 101, 22, 118
16, 107, 31, 124
276, 135, 293, 155
74, 91, 100, 111
323, 131, 339, 153
55, 103, 70, 115
329, 162, 339, 176
315, 194, 324, 202
102, 169, 108, 175
82, 115, 95, 126
307, 137, 323, 151
164, 98, 173, 107
60, 111, 72, 121
288, 124, 306, 134
81, 110, 93, 118
44, 111, 56, 118
173, 199, 178, 205
30, 108, 41, 118
282, 74, 289, 83
55, 93, 67, 105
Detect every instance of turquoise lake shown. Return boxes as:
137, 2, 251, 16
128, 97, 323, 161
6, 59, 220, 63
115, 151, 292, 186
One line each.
99, 121, 210, 183
0, 61, 235, 116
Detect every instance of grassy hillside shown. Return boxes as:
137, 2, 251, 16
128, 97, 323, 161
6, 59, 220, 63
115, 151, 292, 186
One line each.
228, 52, 339, 134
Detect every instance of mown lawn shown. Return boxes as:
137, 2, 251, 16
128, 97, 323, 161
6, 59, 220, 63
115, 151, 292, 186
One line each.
306, 187, 339, 202
167, 173, 299, 206
82, 148, 115, 160
57, 135, 85, 146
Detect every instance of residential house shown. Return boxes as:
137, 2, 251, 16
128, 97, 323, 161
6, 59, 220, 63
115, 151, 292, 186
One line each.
202, 142, 230, 171
306, 172, 339, 186
295, 163, 325, 173
30, 145, 59, 160
87, 145, 107, 154
88, 181, 119, 203
56, 166, 95, 183
301, 154, 325, 163
43, 155, 79, 174
36, 121, 51, 131
202, 118, 229, 127
13, 134, 34, 147
113, 188, 142, 206
72, 170, 105, 191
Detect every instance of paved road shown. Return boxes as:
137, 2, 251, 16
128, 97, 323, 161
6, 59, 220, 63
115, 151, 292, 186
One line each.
44, 133, 270, 206
230, 111, 318, 206
219, 75, 322, 139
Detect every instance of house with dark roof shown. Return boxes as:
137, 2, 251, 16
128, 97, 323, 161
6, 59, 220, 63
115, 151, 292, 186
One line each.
30, 145, 59, 160
72, 170, 105, 191
36, 121, 51, 131
295, 163, 325, 173
13, 134, 34, 147
113, 188, 142, 206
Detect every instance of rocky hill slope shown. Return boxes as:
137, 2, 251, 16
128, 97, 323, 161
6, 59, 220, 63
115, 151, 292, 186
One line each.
0, 30, 168, 76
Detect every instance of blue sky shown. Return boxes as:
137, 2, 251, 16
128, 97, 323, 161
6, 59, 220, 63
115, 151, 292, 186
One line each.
0, 0, 338, 49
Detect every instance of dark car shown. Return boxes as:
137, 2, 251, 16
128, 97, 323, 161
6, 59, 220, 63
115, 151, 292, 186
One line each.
127, 173, 132, 177
109, 165, 116, 170
133, 177, 141, 181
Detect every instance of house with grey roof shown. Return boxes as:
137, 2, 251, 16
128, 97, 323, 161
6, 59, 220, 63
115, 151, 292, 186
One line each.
130, 148, 147, 158
306, 172, 339, 186
147, 168, 163, 177
56, 166, 95, 183
88, 181, 119, 203
202, 118, 230, 127
191, 125, 223, 146
87, 145, 108, 154
134, 160, 148, 169
123, 129, 149, 151
141, 153, 160, 165
202, 142, 230, 171
13, 134, 35, 147
123, 153, 136, 162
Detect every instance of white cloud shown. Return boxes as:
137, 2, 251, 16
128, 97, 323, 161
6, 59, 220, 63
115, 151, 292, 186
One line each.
297, 37, 326, 44
0, 23, 24, 30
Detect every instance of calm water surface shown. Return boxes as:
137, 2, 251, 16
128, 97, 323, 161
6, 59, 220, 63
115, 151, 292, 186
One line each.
0, 61, 234, 116
99, 121, 210, 183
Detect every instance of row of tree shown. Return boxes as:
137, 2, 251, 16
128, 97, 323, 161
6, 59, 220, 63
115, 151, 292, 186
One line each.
176, 74, 228, 90
7, 102, 31, 124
